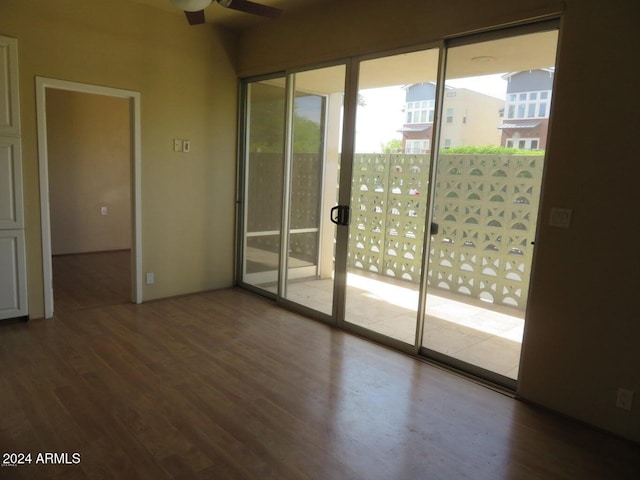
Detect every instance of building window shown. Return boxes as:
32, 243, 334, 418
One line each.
506, 138, 540, 150
505, 90, 551, 119
443, 139, 451, 149
405, 139, 430, 153
406, 100, 435, 124
538, 101, 547, 117
446, 108, 454, 124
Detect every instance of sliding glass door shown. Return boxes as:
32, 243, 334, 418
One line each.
422, 27, 558, 383
239, 21, 559, 387
282, 66, 345, 315
240, 65, 346, 317
242, 78, 286, 293
343, 48, 439, 346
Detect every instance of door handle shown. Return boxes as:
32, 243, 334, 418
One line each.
430, 222, 439, 235
330, 205, 350, 226
330, 206, 340, 225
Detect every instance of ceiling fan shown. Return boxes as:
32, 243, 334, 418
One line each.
170, 0, 283, 25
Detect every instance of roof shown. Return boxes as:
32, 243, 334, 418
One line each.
501, 68, 555, 81
498, 121, 542, 129
397, 125, 433, 133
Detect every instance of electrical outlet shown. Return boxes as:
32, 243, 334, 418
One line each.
100, 206, 108, 216
145, 272, 154, 285
616, 388, 634, 411
173, 138, 182, 152
549, 207, 572, 228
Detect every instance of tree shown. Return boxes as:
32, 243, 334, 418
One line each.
381, 138, 403, 154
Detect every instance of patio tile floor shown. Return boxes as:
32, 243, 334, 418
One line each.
284, 271, 525, 379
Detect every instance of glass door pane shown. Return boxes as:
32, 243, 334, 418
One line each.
242, 78, 286, 293
283, 66, 346, 315
344, 49, 439, 345
422, 29, 558, 381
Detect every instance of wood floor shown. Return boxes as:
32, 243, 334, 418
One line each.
1, 253, 639, 479
51, 251, 131, 313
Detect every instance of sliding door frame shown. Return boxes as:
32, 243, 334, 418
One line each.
336, 41, 444, 356
331, 57, 359, 327
237, 61, 352, 325
236, 71, 285, 299
418, 19, 561, 390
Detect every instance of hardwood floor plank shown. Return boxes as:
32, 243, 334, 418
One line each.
176, 382, 309, 480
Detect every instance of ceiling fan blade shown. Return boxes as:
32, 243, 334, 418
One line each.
184, 9, 206, 25
217, 0, 283, 19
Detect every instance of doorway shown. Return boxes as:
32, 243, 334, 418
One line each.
36, 78, 142, 318
238, 22, 559, 388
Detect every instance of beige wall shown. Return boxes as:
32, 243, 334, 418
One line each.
47, 89, 131, 255
0, 0, 239, 312
519, 0, 640, 444
236, 0, 640, 443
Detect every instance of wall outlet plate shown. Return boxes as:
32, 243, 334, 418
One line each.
616, 388, 634, 411
549, 207, 572, 228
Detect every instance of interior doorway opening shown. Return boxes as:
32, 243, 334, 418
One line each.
36, 78, 142, 318
46, 89, 131, 312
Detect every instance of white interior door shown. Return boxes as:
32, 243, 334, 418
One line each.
0, 35, 27, 320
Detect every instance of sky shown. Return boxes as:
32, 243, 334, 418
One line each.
447, 74, 508, 99
355, 86, 406, 152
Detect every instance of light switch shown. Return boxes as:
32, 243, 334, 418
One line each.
173, 138, 182, 152
549, 207, 572, 228
182, 139, 191, 153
